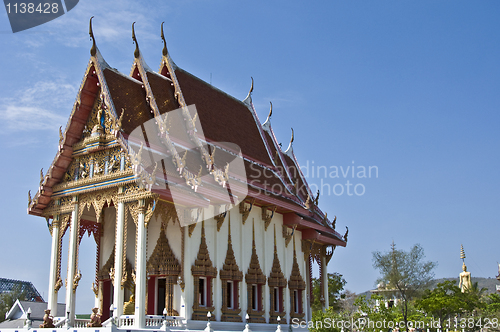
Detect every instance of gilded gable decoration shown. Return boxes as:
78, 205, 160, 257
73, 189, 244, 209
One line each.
220, 215, 243, 322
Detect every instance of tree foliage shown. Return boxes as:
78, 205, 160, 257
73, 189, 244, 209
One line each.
311, 272, 347, 313
372, 242, 437, 331
0, 284, 28, 322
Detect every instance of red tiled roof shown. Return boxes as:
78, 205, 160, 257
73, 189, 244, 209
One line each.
174, 69, 273, 166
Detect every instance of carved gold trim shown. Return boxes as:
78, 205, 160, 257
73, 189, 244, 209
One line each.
239, 198, 254, 225
262, 205, 276, 231
146, 227, 181, 276
214, 210, 226, 232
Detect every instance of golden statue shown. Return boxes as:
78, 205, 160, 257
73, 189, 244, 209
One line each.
123, 294, 135, 315
459, 244, 471, 292
459, 262, 471, 292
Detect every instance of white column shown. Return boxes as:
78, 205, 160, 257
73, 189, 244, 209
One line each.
320, 248, 329, 311
47, 214, 60, 316
65, 196, 79, 326
304, 256, 311, 322
134, 199, 147, 328
113, 197, 125, 319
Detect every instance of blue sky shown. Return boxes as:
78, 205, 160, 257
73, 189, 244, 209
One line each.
1, 0, 499, 312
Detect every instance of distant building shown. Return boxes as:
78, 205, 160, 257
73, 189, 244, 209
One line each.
0, 278, 44, 302
0, 300, 65, 328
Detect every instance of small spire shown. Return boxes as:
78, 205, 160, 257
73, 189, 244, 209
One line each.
161, 22, 168, 56
201, 219, 205, 238
292, 233, 296, 257
132, 22, 140, 59
89, 16, 96, 57
460, 244, 466, 262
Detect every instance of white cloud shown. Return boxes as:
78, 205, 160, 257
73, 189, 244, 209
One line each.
0, 81, 75, 132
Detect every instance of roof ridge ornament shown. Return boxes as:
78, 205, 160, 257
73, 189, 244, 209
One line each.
89, 16, 96, 57
285, 128, 294, 154
161, 22, 168, 56
132, 22, 140, 59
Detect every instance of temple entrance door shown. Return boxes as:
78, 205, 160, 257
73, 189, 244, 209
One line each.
101, 280, 113, 321
156, 278, 166, 315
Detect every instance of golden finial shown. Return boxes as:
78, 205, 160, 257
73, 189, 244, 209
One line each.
89, 16, 96, 57
249, 77, 254, 94
344, 226, 349, 242
59, 126, 63, 144
40, 168, 44, 185
132, 22, 140, 59
268, 101, 273, 120
460, 244, 466, 262
304, 194, 311, 210
161, 22, 168, 56
290, 128, 294, 145
28, 190, 32, 207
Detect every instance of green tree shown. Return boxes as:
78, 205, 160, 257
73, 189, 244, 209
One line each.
416, 280, 484, 330
417, 280, 464, 329
0, 284, 28, 322
311, 273, 347, 313
372, 242, 437, 331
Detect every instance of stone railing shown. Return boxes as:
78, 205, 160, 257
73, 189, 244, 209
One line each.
118, 315, 184, 328
74, 318, 90, 328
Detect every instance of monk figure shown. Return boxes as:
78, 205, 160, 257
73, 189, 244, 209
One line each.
39, 309, 55, 328
459, 262, 472, 292
87, 307, 102, 327
123, 294, 135, 315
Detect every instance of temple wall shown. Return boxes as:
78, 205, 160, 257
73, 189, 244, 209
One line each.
179, 204, 305, 323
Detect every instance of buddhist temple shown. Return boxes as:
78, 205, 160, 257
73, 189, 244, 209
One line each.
22, 19, 347, 331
